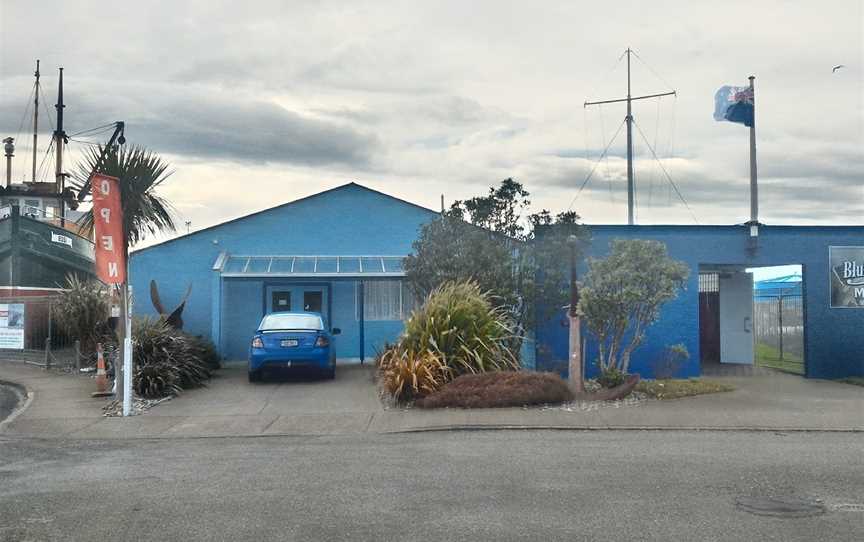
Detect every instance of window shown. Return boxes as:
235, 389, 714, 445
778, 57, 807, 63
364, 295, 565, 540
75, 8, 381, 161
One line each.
260, 313, 323, 331
356, 280, 416, 321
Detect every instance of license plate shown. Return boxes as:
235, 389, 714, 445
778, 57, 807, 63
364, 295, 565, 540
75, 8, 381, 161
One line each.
281, 339, 299, 347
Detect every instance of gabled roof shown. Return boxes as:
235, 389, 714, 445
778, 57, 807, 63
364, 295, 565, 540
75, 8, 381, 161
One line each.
132, 182, 439, 255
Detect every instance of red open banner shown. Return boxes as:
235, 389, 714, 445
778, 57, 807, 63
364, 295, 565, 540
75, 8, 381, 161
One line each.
91, 173, 125, 284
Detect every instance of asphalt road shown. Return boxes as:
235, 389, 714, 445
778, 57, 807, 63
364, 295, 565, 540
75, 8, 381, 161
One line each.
1, 431, 862, 541
0, 383, 21, 424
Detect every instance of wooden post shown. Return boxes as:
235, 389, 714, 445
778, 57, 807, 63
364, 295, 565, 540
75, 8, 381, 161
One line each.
44, 337, 51, 370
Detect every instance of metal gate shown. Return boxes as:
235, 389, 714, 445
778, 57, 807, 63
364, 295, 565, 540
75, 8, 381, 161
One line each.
0, 296, 81, 369
754, 293, 804, 372
698, 273, 720, 363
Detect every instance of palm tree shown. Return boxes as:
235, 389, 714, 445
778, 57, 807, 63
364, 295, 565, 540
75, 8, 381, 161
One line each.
72, 145, 176, 257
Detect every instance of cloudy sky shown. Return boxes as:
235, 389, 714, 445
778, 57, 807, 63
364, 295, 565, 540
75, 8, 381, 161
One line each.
1, 0, 862, 246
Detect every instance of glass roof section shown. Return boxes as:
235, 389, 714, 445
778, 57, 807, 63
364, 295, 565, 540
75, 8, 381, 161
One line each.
218, 255, 406, 277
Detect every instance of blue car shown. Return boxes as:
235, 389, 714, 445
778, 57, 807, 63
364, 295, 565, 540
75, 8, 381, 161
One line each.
248, 312, 340, 382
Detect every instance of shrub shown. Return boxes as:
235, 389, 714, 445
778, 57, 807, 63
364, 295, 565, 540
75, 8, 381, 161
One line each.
652, 343, 690, 379
131, 317, 213, 398
189, 335, 221, 371
400, 281, 519, 376
52, 274, 113, 358
377, 281, 521, 405
597, 366, 626, 389
416, 371, 574, 409
377, 347, 451, 403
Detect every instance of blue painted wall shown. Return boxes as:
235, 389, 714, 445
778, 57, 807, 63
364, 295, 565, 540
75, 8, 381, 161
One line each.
130, 183, 438, 360
536, 225, 864, 380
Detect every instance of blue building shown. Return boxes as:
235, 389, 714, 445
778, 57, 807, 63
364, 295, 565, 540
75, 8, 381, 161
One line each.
536, 225, 864, 380
129, 183, 438, 362
131, 183, 863, 380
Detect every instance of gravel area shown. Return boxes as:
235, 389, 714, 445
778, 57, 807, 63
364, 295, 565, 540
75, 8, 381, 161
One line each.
102, 395, 173, 417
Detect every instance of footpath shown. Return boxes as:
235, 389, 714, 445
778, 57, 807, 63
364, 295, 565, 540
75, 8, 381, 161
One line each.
1, 361, 862, 440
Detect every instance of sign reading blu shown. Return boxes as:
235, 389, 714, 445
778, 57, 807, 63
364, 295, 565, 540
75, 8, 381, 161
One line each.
830, 246, 864, 308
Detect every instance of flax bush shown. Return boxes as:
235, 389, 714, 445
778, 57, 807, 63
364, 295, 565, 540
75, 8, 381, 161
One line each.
378, 281, 519, 404
132, 317, 215, 398
401, 281, 519, 375
52, 274, 113, 358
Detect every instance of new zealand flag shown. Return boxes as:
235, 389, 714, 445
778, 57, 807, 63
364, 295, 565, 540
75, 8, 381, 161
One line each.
714, 86, 754, 127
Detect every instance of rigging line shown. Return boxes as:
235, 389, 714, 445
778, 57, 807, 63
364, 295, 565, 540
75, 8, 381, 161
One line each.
633, 118, 699, 224
647, 96, 662, 207
584, 52, 625, 105
566, 118, 626, 212
35, 139, 55, 183
13, 85, 36, 138
598, 105, 613, 202
630, 49, 676, 93
38, 84, 55, 130
666, 94, 678, 206
68, 137, 102, 146
68, 123, 116, 138
12, 87, 35, 181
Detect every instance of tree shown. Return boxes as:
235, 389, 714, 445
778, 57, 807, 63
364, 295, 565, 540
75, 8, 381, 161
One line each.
404, 178, 588, 340
72, 145, 176, 257
578, 239, 689, 375
71, 145, 177, 407
53, 274, 112, 357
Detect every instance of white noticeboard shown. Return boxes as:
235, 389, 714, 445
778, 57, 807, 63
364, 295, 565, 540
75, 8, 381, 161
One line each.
0, 303, 25, 349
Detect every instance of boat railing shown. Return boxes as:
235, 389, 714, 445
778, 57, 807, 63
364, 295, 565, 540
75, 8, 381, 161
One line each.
0, 204, 89, 236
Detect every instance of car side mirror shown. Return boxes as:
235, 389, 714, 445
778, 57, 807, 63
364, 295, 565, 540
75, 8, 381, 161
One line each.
331, 328, 341, 335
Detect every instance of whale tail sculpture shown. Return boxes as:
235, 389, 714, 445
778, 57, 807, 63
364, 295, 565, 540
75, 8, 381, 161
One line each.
150, 280, 192, 329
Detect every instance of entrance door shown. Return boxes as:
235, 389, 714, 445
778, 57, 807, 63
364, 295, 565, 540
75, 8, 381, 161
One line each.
719, 271, 755, 364
265, 285, 328, 326
303, 290, 323, 313
699, 290, 720, 363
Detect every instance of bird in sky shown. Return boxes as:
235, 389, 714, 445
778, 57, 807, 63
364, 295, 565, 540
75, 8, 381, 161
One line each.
832, 65, 845, 73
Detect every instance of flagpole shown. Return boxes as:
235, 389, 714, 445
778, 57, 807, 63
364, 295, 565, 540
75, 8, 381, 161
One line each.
748, 75, 758, 228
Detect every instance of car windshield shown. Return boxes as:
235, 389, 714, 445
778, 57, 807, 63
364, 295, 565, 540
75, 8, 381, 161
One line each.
259, 313, 323, 331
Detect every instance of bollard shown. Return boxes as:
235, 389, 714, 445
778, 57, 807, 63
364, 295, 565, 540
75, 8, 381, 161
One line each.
44, 337, 51, 370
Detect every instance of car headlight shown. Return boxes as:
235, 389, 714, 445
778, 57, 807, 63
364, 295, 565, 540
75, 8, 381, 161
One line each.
251, 336, 264, 348
314, 336, 329, 348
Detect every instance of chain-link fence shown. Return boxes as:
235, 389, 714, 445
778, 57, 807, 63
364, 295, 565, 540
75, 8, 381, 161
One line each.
754, 293, 804, 364
0, 296, 83, 370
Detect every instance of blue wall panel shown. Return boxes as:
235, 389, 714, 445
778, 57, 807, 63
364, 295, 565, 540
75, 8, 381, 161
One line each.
222, 280, 264, 360
536, 225, 864, 380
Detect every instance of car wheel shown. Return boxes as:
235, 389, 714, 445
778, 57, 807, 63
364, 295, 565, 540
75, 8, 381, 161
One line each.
324, 366, 336, 380
248, 370, 261, 383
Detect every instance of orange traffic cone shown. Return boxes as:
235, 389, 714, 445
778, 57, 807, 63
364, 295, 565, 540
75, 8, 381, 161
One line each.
92, 343, 112, 398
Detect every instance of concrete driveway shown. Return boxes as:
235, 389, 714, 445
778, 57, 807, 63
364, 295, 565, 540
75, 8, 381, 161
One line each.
151, 362, 383, 418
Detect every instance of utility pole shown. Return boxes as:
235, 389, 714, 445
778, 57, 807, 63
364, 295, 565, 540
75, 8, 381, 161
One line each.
32, 60, 40, 183
585, 49, 676, 225
54, 68, 66, 224
567, 234, 583, 392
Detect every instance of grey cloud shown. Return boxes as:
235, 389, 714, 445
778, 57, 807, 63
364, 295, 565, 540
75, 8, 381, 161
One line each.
0, 83, 379, 167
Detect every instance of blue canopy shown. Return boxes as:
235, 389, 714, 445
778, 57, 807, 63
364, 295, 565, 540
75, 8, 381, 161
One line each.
754, 274, 802, 297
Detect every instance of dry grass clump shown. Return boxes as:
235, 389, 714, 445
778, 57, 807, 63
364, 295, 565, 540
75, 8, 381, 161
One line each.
416, 371, 573, 409
635, 379, 734, 400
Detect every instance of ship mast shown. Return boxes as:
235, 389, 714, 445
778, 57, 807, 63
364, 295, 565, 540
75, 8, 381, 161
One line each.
32, 60, 39, 183
584, 48, 676, 225
53, 67, 66, 221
